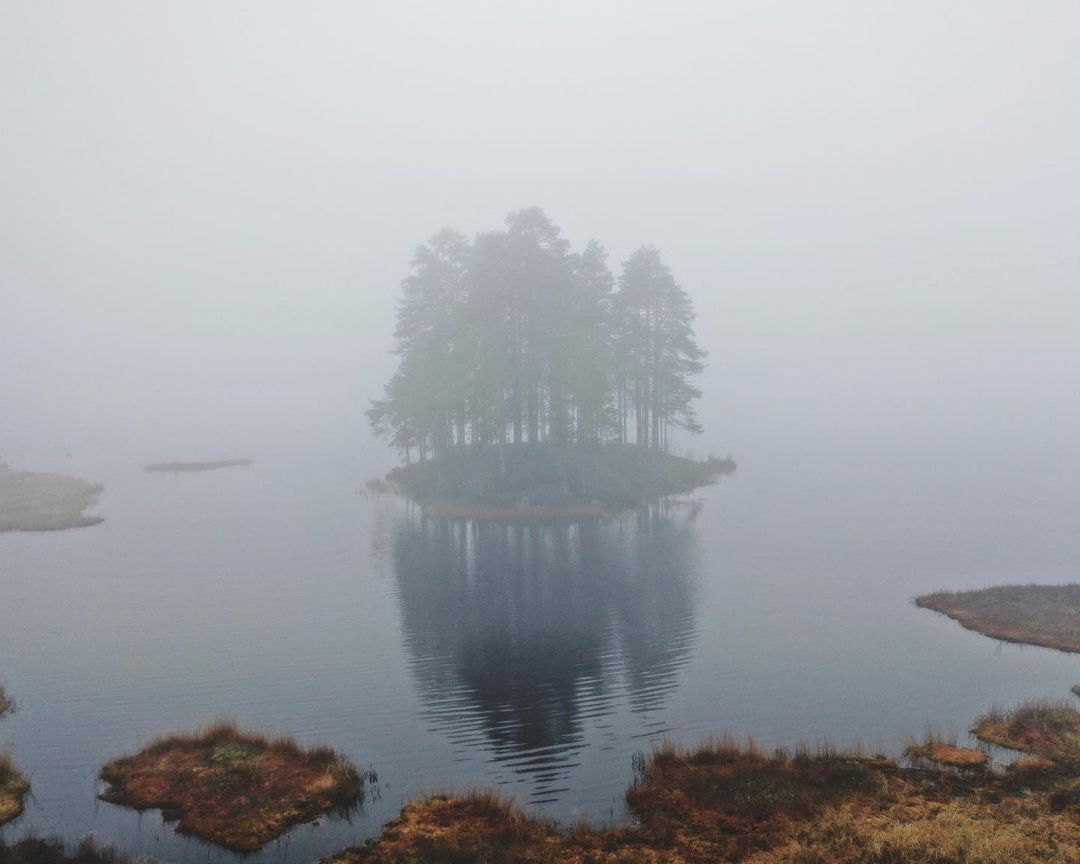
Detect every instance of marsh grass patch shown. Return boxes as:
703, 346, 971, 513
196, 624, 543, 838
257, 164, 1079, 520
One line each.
0, 836, 137, 864
0, 750, 31, 826
99, 721, 365, 852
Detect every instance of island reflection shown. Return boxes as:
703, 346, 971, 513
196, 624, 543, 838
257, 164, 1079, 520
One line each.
389, 502, 702, 802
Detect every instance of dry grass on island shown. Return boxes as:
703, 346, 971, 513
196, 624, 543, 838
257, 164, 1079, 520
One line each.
905, 734, 988, 769
916, 584, 1080, 653
0, 751, 31, 827
0, 464, 103, 532
973, 700, 1080, 764
99, 722, 365, 852
144, 459, 253, 473
325, 729, 1080, 864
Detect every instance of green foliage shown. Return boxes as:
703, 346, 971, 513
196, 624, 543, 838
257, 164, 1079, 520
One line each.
369, 208, 708, 462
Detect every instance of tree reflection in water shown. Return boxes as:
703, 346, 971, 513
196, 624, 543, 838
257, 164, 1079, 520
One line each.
389, 501, 702, 803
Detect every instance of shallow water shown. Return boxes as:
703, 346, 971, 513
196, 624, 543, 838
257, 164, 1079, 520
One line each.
1, 443, 1079, 862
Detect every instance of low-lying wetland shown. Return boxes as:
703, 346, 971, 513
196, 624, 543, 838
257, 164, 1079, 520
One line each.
0, 837, 133, 864
10, 697, 1080, 862
98, 722, 367, 853
325, 720, 1080, 864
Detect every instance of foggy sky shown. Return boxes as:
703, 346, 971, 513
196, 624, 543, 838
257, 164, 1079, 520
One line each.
2, 1, 1078, 466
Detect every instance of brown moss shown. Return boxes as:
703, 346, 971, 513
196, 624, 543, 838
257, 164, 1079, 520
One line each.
743, 798, 1080, 864
99, 722, 364, 852
916, 584, 1080, 653
0, 751, 31, 826
1010, 756, 1058, 777
905, 738, 988, 769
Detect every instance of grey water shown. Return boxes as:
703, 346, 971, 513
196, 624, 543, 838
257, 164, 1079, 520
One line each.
1, 441, 1079, 863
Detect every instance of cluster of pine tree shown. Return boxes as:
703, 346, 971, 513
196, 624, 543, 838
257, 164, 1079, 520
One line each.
369, 207, 706, 463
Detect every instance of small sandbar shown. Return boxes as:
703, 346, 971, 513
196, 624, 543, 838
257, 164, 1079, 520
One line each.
144, 459, 253, 473
0, 464, 103, 532
0, 752, 30, 826
916, 584, 1080, 653
100, 722, 364, 852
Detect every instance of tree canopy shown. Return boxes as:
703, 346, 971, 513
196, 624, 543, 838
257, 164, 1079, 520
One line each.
369, 208, 706, 463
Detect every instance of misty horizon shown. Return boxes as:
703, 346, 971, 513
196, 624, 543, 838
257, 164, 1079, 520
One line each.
3, 2, 1078, 470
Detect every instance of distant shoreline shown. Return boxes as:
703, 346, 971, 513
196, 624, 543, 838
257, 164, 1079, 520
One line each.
145, 459, 253, 473
0, 464, 103, 532
916, 584, 1080, 654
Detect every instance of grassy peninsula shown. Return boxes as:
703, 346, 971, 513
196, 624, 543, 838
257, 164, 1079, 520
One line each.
916, 584, 1080, 653
387, 444, 735, 517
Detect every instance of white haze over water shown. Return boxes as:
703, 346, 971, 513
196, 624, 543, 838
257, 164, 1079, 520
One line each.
1, 1, 1078, 470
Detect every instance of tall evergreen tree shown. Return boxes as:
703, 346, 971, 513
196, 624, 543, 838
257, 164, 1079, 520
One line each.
612, 247, 705, 451
369, 211, 705, 458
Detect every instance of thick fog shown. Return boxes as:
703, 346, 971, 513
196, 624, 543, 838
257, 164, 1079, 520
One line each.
2, 1, 1078, 470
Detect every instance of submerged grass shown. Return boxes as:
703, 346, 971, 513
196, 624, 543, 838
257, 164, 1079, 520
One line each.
916, 584, 1080, 653
0, 750, 31, 826
99, 721, 365, 852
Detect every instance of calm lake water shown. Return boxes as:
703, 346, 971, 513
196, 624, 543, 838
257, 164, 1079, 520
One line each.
2, 443, 1079, 862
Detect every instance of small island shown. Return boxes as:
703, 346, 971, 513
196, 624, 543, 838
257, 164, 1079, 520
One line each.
368, 210, 730, 517
916, 584, 1080, 653
388, 444, 735, 518
145, 459, 253, 473
99, 722, 365, 852
0, 464, 103, 532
